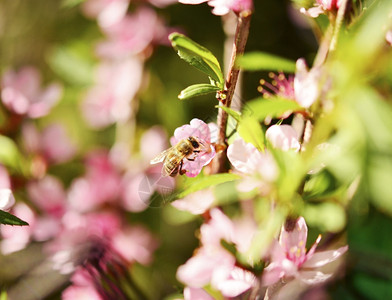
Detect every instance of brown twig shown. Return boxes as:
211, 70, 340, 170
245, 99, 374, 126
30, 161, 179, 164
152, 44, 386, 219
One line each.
210, 10, 252, 174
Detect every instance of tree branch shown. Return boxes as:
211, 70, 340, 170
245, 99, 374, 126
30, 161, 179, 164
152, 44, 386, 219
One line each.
210, 10, 252, 174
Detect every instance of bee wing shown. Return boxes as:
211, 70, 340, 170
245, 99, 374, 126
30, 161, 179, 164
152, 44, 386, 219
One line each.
150, 148, 171, 164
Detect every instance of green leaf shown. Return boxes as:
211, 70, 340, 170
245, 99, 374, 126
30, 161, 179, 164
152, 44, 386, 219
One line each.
169, 33, 224, 88
236, 52, 296, 72
47, 44, 93, 86
244, 97, 303, 121
0, 291, 7, 300
61, 0, 86, 8
178, 84, 220, 100
216, 105, 242, 122
0, 135, 25, 173
237, 116, 265, 151
0, 210, 29, 226
175, 173, 241, 199
303, 202, 346, 232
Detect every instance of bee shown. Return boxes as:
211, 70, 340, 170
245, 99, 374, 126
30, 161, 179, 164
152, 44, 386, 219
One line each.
150, 136, 209, 177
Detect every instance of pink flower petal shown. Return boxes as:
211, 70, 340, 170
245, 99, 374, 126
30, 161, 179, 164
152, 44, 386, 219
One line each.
227, 138, 259, 174
279, 217, 308, 266
294, 58, 320, 108
300, 6, 325, 18
171, 189, 214, 215
305, 234, 322, 261
0, 189, 15, 211
266, 124, 301, 151
200, 208, 235, 246
179, 0, 208, 4
297, 270, 332, 285
386, 30, 392, 46
302, 245, 348, 269
218, 267, 256, 297
111, 225, 159, 265
262, 263, 285, 286
177, 248, 235, 288
184, 287, 214, 300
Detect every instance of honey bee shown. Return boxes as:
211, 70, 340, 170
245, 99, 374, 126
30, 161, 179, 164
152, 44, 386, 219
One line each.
150, 136, 209, 177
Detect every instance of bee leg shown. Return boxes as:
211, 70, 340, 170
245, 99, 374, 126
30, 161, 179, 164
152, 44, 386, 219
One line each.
179, 160, 187, 175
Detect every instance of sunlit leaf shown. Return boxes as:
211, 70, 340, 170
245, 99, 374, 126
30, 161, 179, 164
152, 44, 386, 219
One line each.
0, 210, 29, 226
367, 156, 392, 216
47, 45, 93, 86
237, 116, 265, 151
236, 52, 296, 72
169, 33, 224, 88
303, 202, 346, 232
178, 84, 220, 100
244, 97, 303, 121
0, 135, 25, 173
175, 173, 241, 199
61, 0, 86, 8
216, 105, 242, 122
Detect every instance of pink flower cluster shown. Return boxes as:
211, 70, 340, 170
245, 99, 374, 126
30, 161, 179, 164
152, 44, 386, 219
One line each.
0, 125, 172, 298
1, 66, 63, 118
263, 217, 348, 298
80, 2, 175, 128
259, 58, 321, 109
301, 0, 343, 18
179, 0, 253, 16
177, 208, 258, 298
177, 212, 348, 298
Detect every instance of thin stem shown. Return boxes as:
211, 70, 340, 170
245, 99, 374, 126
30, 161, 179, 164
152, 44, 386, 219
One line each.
330, 0, 349, 52
210, 10, 252, 174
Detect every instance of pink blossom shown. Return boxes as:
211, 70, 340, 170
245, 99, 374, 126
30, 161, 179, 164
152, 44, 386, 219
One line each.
164, 118, 216, 177
0, 188, 15, 211
27, 175, 67, 217
82, 0, 130, 28
262, 217, 348, 287
68, 151, 122, 212
22, 123, 77, 164
227, 138, 278, 186
140, 126, 169, 163
317, 0, 343, 10
179, 0, 253, 16
184, 287, 214, 300
177, 209, 257, 297
294, 58, 321, 108
386, 30, 392, 46
177, 247, 236, 288
1, 66, 62, 118
259, 59, 320, 109
300, 0, 343, 18
266, 124, 301, 151
258, 72, 295, 99
82, 57, 143, 128
111, 225, 159, 265
40, 124, 77, 163
62, 282, 103, 300
172, 189, 215, 214
216, 267, 257, 297
96, 7, 171, 58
